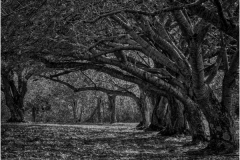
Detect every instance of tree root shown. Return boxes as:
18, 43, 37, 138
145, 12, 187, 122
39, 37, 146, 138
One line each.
136, 122, 147, 130
158, 127, 189, 137
144, 124, 163, 132
186, 139, 237, 155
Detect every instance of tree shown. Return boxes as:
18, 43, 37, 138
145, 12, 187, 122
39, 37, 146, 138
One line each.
1, 0, 48, 122
4, 0, 239, 154
108, 94, 117, 123
136, 88, 151, 129
1, 62, 46, 122
40, 71, 140, 123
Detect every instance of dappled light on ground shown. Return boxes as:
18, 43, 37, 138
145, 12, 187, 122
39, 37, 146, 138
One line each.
1, 123, 238, 159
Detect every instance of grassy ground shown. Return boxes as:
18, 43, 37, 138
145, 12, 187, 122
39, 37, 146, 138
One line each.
1, 123, 239, 160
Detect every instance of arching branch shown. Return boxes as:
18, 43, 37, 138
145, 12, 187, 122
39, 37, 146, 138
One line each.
39, 75, 139, 102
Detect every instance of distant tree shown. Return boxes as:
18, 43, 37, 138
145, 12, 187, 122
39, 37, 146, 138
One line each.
108, 94, 117, 123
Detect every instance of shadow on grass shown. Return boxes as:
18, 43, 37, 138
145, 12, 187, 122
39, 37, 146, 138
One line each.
1, 123, 239, 160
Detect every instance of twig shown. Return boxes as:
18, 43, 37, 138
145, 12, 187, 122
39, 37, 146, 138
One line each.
49, 69, 79, 78
136, 52, 151, 68
89, 46, 143, 59
84, 0, 207, 24
80, 71, 97, 87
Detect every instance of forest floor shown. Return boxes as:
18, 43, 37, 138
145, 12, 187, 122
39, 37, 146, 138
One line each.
1, 123, 239, 160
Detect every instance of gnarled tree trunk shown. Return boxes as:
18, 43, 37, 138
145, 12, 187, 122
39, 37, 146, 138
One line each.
146, 94, 186, 134
189, 33, 237, 153
196, 86, 237, 154
2, 71, 27, 122
5, 96, 24, 122
160, 97, 188, 136
147, 94, 165, 131
147, 92, 207, 141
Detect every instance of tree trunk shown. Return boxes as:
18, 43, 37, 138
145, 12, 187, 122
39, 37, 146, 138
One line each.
182, 101, 208, 143
221, 50, 239, 119
32, 106, 36, 122
108, 94, 117, 124
97, 97, 102, 123
196, 86, 237, 154
160, 97, 188, 136
77, 100, 84, 122
102, 100, 105, 122
2, 74, 26, 122
146, 92, 207, 141
136, 88, 150, 130
72, 100, 77, 122
5, 97, 24, 122
189, 34, 237, 153
146, 94, 169, 131
84, 103, 99, 123
147, 95, 189, 136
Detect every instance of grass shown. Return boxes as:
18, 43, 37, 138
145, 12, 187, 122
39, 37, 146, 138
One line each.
1, 123, 239, 160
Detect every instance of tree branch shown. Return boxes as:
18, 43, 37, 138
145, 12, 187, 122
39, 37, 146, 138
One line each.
80, 71, 97, 87
39, 75, 139, 101
213, 0, 228, 29
205, 54, 222, 84
220, 32, 229, 72
48, 69, 78, 78
111, 15, 179, 74
189, 4, 239, 40
40, 75, 77, 91
171, 7, 194, 37
89, 46, 143, 59
32, 55, 168, 97
83, 0, 207, 23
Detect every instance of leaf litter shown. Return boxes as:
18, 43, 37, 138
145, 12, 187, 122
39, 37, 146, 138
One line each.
1, 123, 239, 160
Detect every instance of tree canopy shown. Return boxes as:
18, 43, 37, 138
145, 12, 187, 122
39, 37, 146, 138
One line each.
1, 0, 239, 155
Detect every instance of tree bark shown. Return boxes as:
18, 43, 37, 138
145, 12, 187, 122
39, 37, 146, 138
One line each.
136, 88, 150, 129
196, 86, 237, 154
31, 105, 37, 122
108, 94, 117, 124
189, 5, 238, 40
5, 96, 24, 122
146, 92, 207, 141
72, 100, 77, 122
2, 73, 26, 122
222, 51, 239, 119
146, 95, 167, 131
183, 101, 208, 143
160, 97, 188, 136
78, 101, 84, 122
84, 102, 99, 123
147, 94, 190, 136
189, 33, 237, 153
97, 97, 102, 123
